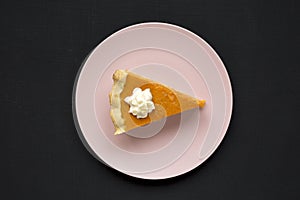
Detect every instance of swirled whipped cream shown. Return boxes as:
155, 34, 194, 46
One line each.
124, 88, 155, 118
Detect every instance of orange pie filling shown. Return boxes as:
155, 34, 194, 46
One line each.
128, 83, 181, 126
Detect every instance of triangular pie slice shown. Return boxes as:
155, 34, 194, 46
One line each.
109, 69, 206, 135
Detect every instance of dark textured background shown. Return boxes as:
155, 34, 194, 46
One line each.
1, 0, 299, 199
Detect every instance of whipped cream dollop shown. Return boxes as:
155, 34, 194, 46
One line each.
124, 88, 155, 119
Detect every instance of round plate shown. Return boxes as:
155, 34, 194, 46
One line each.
72, 22, 233, 179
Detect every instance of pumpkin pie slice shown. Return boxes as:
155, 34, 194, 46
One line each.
109, 69, 206, 135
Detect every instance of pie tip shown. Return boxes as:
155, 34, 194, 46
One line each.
197, 99, 206, 108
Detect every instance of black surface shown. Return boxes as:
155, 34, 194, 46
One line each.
1, 0, 299, 199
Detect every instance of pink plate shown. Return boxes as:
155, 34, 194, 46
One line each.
72, 22, 233, 179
